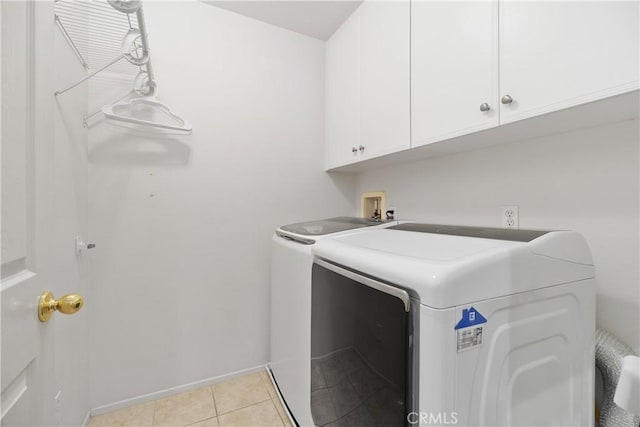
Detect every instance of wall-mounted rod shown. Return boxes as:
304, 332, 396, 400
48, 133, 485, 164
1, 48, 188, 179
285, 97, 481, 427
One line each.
135, 6, 155, 84
55, 54, 124, 96
55, 15, 89, 69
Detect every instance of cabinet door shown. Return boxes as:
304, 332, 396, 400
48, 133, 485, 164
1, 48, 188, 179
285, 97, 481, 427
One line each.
411, 1, 498, 148
500, 1, 639, 124
325, 9, 361, 168
359, 0, 410, 159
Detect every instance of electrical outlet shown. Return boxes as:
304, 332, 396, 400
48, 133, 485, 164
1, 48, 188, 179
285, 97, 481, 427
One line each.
501, 205, 519, 228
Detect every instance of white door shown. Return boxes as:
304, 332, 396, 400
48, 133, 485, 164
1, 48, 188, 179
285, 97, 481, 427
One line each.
499, 1, 639, 124
1, 1, 56, 426
325, 7, 361, 169
411, 1, 498, 147
358, 0, 410, 160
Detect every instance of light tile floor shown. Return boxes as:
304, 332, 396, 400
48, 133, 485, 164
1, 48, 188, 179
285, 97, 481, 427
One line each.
88, 371, 293, 427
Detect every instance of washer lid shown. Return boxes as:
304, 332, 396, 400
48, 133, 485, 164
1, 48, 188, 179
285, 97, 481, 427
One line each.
279, 217, 390, 236
313, 226, 595, 309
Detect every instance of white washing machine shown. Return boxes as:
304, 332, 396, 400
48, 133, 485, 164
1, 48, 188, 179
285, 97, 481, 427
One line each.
310, 223, 595, 426
269, 217, 397, 426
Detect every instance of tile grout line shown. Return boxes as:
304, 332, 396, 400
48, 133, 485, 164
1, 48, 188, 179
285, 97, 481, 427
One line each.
99, 373, 278, 426
215, 373, 281, 424
269, 398, 286, 427
214, 396, 273, 418
187, 386, 218, 426
209, 384, 219, 420
152, 387, 217, 427
259, 373, 287, 425
211, 397, 276, 427
182, 386, 220, 427
257, 371, 285, 426
151, 400, 157, 427
261, 371, 290, 427
260, 372, 275, 399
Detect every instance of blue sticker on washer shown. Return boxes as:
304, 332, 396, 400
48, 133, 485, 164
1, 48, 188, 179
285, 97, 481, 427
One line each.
454, 307, 487, 330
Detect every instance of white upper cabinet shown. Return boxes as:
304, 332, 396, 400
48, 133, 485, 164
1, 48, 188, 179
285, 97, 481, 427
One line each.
325, 1, 410, 169
358, 1, 410, 160
325, 9, 361, 168
499, 1, 639, 124
412, 1, 499, 148
326, 0, 639, 170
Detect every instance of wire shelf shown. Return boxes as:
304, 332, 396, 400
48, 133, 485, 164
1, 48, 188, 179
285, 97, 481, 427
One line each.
54, 0, 191, 133
55, 0, 140, 77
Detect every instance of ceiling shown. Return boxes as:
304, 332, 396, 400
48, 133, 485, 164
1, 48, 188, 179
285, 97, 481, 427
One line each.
203, 1, 362, 41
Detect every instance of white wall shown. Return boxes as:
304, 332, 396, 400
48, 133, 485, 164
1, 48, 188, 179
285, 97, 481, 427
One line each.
53, 14, 90, 427
87, 1, 355, 409
356, 119, 640, 353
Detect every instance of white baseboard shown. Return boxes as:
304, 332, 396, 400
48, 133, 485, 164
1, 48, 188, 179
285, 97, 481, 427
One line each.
81, 410, 91, 427
90, 364, 267, 417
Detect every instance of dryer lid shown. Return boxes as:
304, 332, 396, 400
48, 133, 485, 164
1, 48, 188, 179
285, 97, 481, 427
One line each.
313, 226, 594, 308
388, 223, 550, 242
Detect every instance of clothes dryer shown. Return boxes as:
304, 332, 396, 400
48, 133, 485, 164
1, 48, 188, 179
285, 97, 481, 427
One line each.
311, 223, 595, 426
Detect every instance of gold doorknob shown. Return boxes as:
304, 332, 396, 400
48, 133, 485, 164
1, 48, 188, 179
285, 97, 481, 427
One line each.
38, 291, 84, 322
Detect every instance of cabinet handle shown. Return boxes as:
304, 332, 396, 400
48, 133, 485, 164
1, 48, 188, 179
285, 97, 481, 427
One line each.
359, 145, 365, 152
352, 147, 358, 153
501, 95, 513, 105
479, 103, 491, 112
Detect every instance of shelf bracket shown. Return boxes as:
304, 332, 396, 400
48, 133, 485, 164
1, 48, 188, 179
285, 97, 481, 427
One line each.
55, 54, 124, 96
55, 15, 89, 70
